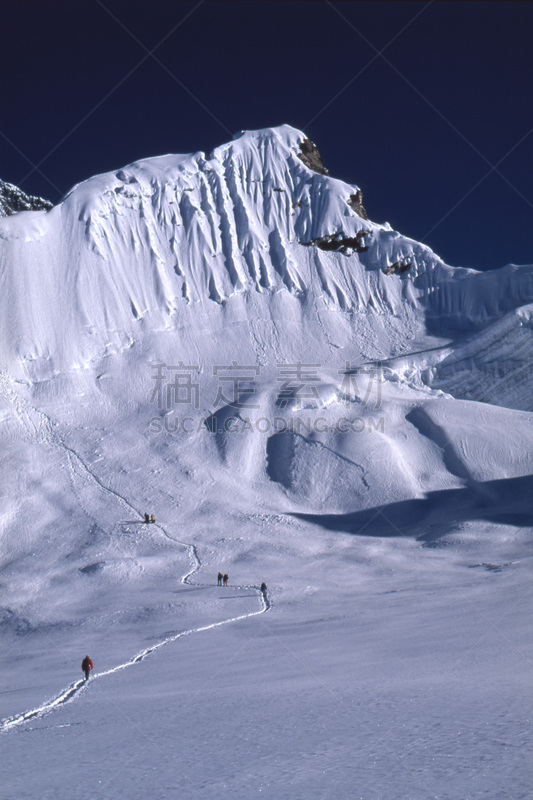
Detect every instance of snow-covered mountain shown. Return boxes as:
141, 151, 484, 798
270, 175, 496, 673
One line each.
2, 124, 533, 391
1, 126, 531, 799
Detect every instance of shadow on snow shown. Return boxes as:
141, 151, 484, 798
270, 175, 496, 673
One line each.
291, 474, 533, 543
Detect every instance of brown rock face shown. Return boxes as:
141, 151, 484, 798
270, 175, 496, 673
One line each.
298, 138, 329, 175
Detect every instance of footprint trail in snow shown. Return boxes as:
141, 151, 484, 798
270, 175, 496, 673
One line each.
1, 581, 270, 734
0, 374, 271, 734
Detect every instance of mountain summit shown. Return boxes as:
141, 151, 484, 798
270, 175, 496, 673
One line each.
0, 125, 532, 410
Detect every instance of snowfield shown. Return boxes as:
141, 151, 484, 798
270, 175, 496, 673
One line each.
0, 126, 531, 799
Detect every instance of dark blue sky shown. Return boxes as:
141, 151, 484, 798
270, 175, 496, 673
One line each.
2, 1, 532, 270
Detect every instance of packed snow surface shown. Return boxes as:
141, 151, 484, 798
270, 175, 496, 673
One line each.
0, 126, 531, 799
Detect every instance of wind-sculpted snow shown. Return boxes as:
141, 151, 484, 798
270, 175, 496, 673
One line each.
382, 303, 533, 410
1, 124, 532, 389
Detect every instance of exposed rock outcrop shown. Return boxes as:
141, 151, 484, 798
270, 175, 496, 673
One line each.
347, 189, 368, 220
299, 229, 371, 255
298, 138, 329, 175
383, 257, 412, 275
0, 179, 53, 216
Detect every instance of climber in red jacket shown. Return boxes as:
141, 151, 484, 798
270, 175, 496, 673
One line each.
81, 655, 94, 681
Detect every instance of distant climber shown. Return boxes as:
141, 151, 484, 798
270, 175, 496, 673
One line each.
223, 573, 228, 586
260, 582, 267, 594
217, 572, 223, 586
81, 655, 94, 681
150, 514, 155, 523
144, 513, 150, 523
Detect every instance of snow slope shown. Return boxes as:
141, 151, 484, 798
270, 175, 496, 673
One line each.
2, 124, 533, 380
0, 126, 531, 799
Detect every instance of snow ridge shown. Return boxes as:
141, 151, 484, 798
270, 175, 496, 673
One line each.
1, 125, 533, 380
